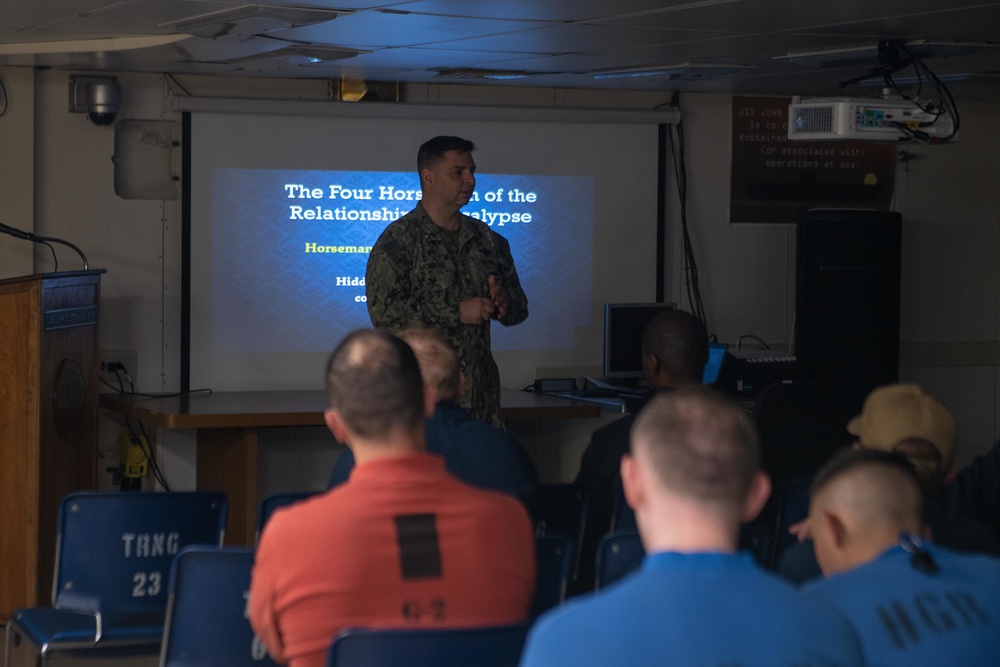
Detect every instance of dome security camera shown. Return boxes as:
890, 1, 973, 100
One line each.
85, 80, 121, 127
68, 75, 122, 127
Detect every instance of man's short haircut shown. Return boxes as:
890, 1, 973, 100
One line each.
417, 136, 476, 173
809, 447, 924, 529
641, 309, 709, 385
891, 438, 946, 496
398, 328, 461, 402
324, 329, 425, 439
631, 386, 760, 507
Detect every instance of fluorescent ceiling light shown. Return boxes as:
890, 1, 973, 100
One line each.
0, 34, 189, 55
592, 62, 752, 80
162, 5, 350, 39
433, 68, 532, 80
857, 71, 1000, 87
227, 43, 366, 64
776, 40, 986, 68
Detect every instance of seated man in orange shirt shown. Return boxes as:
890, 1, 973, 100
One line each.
248, 329, 536, 667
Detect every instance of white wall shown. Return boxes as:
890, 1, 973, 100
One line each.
0, 67, 35, 278
894, 101, 1000, 468
668, 93, 1000, 468
6, 69, 1000, 487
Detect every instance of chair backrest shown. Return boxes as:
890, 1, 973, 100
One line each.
160, 546, 278, 667
531, 532, 572, 619
753, 381, 867, 526
738, 522, 774, 568
256, 491, 316, 541
326, 624, 528, 667
769, 477, 813, 569
609, 505, 772, 569
610, 486, 636, 532
52, 491, 228, 628
594, 530, 644, 590
534, 484, 589, 578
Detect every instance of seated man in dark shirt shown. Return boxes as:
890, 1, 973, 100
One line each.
328, 328, 538, 508
573, 309, 708, 591
941, 439, 1000, 543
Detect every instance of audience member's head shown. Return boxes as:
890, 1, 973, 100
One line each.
417, 135, 476, 177
641, 309, 709, 388
324, 329, 429, 447
848, 383, 957, 495
808, 448, 925, 576
622, 387, 770, 552
398, 328, 463, 402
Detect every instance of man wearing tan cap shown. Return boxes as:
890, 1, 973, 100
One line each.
779, 383, 1000, 583
845, 384, 957, 496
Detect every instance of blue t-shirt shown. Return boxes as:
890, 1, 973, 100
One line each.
520, 550, 863, 667
803, 539, 1000, 666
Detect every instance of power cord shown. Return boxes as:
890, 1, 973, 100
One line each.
105, 362, 172, 491
667, 92, 707, 330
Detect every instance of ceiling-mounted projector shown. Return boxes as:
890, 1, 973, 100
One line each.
787, 96, 957, 142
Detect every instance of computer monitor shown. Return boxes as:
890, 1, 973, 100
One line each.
602, 303, 676, 380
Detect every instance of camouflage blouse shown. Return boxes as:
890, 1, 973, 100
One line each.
365, 203, 528, 426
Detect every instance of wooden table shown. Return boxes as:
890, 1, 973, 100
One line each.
100, 388, 600, 545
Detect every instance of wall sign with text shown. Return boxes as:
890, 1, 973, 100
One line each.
730, 96, 896, 223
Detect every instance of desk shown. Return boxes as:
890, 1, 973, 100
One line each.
100, 389, 600, 545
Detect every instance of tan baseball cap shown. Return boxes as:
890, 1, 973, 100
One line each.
847, 384, 957, 471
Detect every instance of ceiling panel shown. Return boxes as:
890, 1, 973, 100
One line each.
585, 0, 1000, 33
269, 11, 551, 49
382, 0, 707, 22
0, 0, 998, 98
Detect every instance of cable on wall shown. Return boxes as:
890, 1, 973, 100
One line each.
666, 92, 707, 330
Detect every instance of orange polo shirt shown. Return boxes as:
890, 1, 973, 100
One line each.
249, 454, 536, 667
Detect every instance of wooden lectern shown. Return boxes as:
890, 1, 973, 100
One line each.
0, 270, 103, 620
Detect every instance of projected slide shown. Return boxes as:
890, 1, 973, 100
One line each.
209, 168, 593, 354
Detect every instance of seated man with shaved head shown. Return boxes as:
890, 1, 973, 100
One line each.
780, 383, 1000, 583
520, 387, 863, 667
328, 328, 538, 508
249, 329, 535, 667
803, 448, 1000, 666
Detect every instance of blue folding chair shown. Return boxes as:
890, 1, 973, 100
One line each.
769, 477, 813, 569
255, 491, 316, 542
531, 532, 573, 619
4, 491, 227, 667
160, 546, 278, 667
534, 484, 589, 580
326, 624, 529, 667
739, 521, 774, 568
610, 486, 636, 532
594, 530, 645, 590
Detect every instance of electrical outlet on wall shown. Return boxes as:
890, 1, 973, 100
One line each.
100, 349, 137, 390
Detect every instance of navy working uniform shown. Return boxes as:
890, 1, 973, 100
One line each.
366, 203, 528, 427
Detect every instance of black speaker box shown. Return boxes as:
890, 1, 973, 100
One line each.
795, 209, 901, 391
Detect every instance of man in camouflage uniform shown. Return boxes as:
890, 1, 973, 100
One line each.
365, 136, 528, 427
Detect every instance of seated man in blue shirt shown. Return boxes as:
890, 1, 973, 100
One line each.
520, 387, 863, 667
328, 328, 537, 509
803, 448, 1000, 665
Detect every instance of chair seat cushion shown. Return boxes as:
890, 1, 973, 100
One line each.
13, 608, 163, 648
